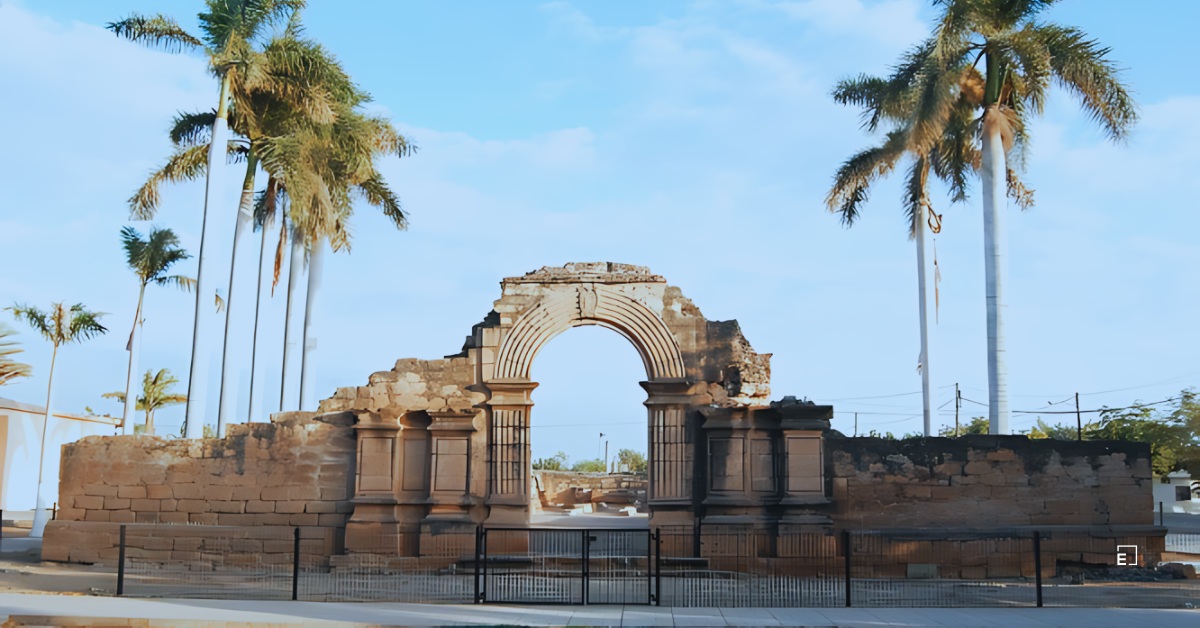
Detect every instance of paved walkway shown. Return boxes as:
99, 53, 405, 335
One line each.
1, 594, 1198, 627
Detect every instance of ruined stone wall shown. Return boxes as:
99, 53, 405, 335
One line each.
532, 470, 647, 507
317, 357, 483, 417
826, 435, 1154, 529
42, 412, 355, 564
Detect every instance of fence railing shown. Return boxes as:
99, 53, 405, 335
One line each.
106, 523, 1200, 608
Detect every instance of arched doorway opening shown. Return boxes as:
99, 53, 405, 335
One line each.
529, 325, 649, 528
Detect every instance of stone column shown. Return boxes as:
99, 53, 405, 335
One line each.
641, 379, 695, 512
483, 379, 538, 526
424, 410, 479, 521
345, 411, 403, 553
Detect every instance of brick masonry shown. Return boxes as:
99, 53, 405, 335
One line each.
42, 411, 355, 562
824, 435, 1154, 528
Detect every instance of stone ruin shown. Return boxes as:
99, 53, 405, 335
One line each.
43, 262, 1160, 567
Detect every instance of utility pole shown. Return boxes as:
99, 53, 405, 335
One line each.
955, 383, 961, 437
854, 412, 858, 437
1075, 392, 1082, 441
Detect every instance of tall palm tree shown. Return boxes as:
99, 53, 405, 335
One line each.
258, 102, 414, 410
827, 45, 987, 436
109, 0, 305, 438
129, 30, 356, 435
104, 368, 188, 436
119, 226, 194, 435
6, 303, 107, 537
844, 0, 1136, 434
0, 323, 32, 387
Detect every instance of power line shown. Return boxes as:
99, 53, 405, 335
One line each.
1012, 396, 1181, 415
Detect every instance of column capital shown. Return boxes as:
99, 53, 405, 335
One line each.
485, 378, 539, 407
351, 410, 402, 433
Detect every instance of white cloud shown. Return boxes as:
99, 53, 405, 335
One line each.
763, 0, 926, 48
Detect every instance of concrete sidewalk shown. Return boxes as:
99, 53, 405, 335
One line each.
1, 594, 1199, 627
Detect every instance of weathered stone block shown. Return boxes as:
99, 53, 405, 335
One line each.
117, 486, 147, 499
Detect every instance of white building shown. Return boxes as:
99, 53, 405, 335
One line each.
1154, 470, 1200, 515
0, 397, 119, 511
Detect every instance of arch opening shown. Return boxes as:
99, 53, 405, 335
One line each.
528, 325, 650, 527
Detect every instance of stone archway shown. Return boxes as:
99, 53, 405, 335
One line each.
480, 264, 691, 525
319, 262, 832, 554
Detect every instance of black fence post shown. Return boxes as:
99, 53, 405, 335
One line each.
291, 527, 300, 601
473, 526, 482, 604
51, 503, 57, 521
481, 528, 488, 603
116, 524, 127, 596
1159, 501, 1164, 526
842, 529, 852, 608
581, 528, 590, 606
654, 528, 662, 607
1033, 531, 1043, 608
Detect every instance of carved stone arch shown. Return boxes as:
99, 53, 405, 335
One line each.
493, 284, 686, 381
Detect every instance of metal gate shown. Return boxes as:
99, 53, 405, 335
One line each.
477, 527, 654, 604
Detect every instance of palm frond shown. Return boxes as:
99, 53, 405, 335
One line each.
903, 155, 931, 238
107, 14, 202, 52
6, 304, 53, 340
128, 144, 210, 220
169, 111, 217, 147
0, 323, 32, 386
356, 173, 408, 230
1006, 168, 1036, 209
1037, 24, 1138, 141
825, 130, 908, 227
66, 304, 108, 343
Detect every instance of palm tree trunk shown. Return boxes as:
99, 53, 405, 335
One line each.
30, 343, 58, 538
299, 238, 325, 411
146, 407, 155, 437
915, 201, 935, 437
280, 236, 305, 411
121, 284, 146, 436
981, 107, 1010, 434
247, 221, 270, 423
216, 153, 259, 437
184, 73, 233, 440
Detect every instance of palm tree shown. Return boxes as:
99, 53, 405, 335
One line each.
0, 323, 32, 386
6, 303, 107, 537
119, 227, 194, 435
109, 0, 305, 438
844, 0, 1136, 434
827, 57, 977, 435
258, 102, 414, 410
130, 30, 357, 435
104, 368, 188, 436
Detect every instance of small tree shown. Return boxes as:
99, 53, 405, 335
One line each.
105, 368, 188, 436
616, 449, 648, 473
7, 302, 107, 537
938, 417, 989, 437
571, 459, 606, 473
533, 451, 569, 471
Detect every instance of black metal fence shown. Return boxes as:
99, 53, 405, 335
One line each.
108, 524, 1200, 608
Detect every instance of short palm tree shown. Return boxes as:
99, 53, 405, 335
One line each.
104, 368, 188, 437
119, 226, 194, 435
109, 0, 305, 438
6, 302, 107, 537
844, 0, 1136, 433
0, 323, 32, 386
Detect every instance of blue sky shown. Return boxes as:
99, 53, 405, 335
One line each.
1, 0, 1197, 466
